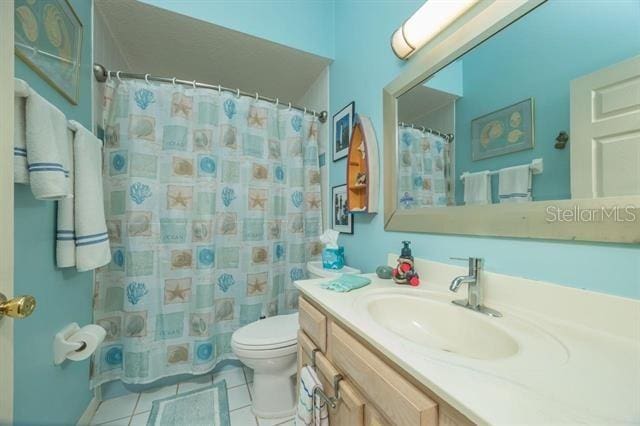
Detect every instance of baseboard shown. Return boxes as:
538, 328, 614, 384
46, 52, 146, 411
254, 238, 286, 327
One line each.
76, 396, 100, 426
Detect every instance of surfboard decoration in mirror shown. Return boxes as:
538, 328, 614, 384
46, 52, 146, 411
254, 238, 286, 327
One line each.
383, 0, 640, 243
347, 115, 379, 214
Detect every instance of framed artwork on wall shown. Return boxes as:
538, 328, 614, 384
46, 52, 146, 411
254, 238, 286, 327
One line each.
332, 101, 355, 161
471, 98, 534, 161
331, 184, 353, 234
14, 0, 83, 104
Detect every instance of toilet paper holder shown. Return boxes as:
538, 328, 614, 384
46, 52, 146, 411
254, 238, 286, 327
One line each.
53, 323, 90, 365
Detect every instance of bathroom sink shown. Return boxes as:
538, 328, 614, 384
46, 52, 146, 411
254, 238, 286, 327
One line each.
359, 292, 519, 360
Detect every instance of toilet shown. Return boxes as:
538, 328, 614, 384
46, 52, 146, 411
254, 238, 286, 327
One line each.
231, 313, 299, 418
231, 261, 361, 418
307, 260, 361, 279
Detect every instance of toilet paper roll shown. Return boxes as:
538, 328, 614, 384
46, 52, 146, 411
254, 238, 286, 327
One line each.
65, 324, 106, 361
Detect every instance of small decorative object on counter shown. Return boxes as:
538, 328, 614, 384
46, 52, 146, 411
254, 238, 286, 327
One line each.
392, 241, 420, 286
376, 265, 393, 279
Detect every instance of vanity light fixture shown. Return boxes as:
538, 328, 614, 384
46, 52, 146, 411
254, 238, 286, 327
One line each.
391, 0, 479, 60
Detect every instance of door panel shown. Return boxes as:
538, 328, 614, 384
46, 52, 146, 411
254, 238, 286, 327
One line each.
571, 55, 640, 198
0, 0, 15, 423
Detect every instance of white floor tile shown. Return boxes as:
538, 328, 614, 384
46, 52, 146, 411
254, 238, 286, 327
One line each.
177, 373, 213, 393
91, 394, 139, 425
128, 411, 149, 426
230, 405, 258, 426
214, 367, 247, 388
135, 384, 178, 414
95, 418, 130, 426
227, 385, 252, 411
243, 367, 254, 383
257, 415, 295, 426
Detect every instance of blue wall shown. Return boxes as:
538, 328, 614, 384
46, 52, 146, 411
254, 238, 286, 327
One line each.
453, 0, 640, 204
329, 0, 640, 299
139, 0, 335, 59
14, 0, 94, 424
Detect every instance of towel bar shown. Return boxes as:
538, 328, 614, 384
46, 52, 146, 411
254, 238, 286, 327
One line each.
304, 348, 343, 410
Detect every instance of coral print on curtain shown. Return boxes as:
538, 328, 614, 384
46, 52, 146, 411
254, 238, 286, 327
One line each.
92, 80, 322, 386
397, 127, 450, 209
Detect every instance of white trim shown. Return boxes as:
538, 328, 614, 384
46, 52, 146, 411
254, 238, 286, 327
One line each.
0, 0, 15, 422
76, 396, 100, 426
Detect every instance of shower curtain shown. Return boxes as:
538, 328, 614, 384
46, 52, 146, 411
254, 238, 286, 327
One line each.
91, 79, 322, 386
397, 127, 450, 209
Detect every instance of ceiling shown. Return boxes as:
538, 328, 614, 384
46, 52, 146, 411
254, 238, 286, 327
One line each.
95, 0, 331, 102
398, 84, 459, 124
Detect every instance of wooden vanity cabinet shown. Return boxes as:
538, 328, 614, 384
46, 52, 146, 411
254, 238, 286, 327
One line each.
298, 296, 475, 426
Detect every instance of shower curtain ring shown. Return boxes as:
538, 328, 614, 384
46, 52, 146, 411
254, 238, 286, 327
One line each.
303, 107, 307, 115
172, 77, 176, 86
192, 80, 197, 89
255, 92, 259, 101
236, 88, 241, 98
218, 84, 221, 94
288, 102, 292, 111
107, 70, 112, 81
275, 98, 279, 107
144, 73, 150, 84
116, 71, 122, 82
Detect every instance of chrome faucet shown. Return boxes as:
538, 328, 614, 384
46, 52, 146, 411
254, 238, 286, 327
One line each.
449, 257, 501, 317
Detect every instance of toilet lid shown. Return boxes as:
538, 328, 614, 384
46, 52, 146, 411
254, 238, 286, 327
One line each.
233, 313, 299, 349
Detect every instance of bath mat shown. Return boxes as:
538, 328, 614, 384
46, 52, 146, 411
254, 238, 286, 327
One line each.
147, 380, 230, 426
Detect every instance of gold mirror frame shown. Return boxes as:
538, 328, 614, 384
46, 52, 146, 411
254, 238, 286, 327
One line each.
383, 0, 640, 244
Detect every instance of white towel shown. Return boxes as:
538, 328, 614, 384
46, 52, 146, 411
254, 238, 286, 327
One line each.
14, 79, 29, 184
296, 366, 329, 426
499, 164, 532, 203
463, 170, 492, 205
25, 86, 72, 200
57, 121, 111, 271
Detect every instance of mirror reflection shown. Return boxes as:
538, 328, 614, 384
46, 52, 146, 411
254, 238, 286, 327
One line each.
396, 1, 640, 209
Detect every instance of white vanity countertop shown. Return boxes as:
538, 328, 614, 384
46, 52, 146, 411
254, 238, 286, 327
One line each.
295, 259, 640, 425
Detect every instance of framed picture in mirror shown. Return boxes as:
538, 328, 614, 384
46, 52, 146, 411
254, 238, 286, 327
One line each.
471, 98, 534, 161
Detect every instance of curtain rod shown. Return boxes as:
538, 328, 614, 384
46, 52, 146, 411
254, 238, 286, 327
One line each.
92, 63, 328, 123
398, 121, 454, 142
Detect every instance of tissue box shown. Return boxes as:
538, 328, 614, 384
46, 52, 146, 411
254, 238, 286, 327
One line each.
322, 247, 345, 270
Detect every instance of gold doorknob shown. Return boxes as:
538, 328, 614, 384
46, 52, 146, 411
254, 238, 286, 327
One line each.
0, 292, 36, 319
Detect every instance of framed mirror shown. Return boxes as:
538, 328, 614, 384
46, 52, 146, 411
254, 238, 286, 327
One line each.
383, 0, 640, 243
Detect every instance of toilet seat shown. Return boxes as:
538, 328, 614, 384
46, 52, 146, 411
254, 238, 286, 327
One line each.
231, 313, 298, 351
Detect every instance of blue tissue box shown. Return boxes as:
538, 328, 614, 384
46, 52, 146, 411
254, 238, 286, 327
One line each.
322, 247, 345, 270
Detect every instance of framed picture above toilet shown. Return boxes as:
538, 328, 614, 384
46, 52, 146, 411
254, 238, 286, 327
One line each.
332, 184, 353, 234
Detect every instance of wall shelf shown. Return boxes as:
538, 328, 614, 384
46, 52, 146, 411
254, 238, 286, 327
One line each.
346, 115, 379, 213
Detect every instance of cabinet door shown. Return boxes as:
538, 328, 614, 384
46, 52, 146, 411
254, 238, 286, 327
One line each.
298, 331, 365, 426
365, 405, 391, 426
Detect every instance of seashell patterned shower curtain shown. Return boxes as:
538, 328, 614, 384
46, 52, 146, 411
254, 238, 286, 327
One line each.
91, 79, 322, 386
397, 127, 451, 209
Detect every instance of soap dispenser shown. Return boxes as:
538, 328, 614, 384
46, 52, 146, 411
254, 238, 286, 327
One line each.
392, 241, 420, 286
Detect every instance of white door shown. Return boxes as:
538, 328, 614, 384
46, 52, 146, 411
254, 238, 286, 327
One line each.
571, 55, 640, 199
0, 0, 15, 423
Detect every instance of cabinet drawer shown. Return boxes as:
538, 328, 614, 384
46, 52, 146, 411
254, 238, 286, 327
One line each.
329, 322, 438, 426
299, 296, 327, 352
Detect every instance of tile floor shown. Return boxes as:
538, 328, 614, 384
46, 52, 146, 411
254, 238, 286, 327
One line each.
90, 366, 294, 426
